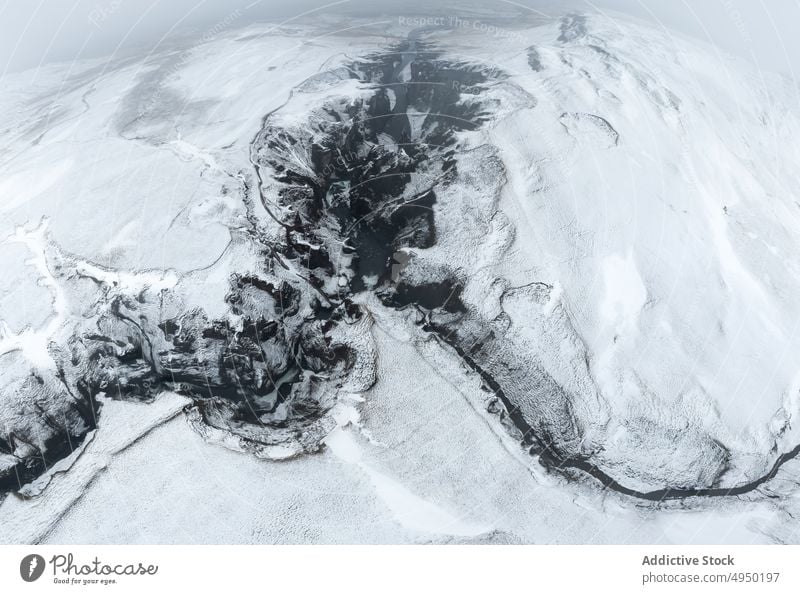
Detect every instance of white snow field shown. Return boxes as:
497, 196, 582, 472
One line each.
1, 10, 800, 543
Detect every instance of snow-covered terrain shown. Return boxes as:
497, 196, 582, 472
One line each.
1, 9, 800, 543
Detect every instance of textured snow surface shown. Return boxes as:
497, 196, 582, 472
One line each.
1, 10, 800, 543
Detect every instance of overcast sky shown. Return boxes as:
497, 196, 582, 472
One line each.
1, 0, 799, 78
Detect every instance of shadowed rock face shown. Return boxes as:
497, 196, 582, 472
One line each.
7, 264, 374, 486
0, 353, 97, 493
252, 41, 494, 293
